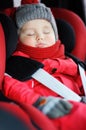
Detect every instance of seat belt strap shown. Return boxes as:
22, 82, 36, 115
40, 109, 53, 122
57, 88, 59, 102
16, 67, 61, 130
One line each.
32, 68, 81, 102
78, 64, 86, 96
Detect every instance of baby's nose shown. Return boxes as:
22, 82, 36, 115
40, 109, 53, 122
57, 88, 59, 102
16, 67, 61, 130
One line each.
36, 34, 44, 41
37, 37, 43, 41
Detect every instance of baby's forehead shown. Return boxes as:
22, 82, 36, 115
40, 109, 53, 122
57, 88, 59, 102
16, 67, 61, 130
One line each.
21, 19, 53, 30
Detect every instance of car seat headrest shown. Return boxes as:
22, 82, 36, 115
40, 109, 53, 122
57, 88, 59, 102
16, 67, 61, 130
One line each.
0, 13, 18, 59
52, 8, 86, 61
0, 12, 76, 58
56, 19, 75, 53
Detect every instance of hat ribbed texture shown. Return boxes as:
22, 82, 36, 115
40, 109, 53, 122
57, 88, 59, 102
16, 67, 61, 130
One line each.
15, 3, 58, 41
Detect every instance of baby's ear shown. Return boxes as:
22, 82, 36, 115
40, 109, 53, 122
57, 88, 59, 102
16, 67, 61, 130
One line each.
21, 0, 40, 4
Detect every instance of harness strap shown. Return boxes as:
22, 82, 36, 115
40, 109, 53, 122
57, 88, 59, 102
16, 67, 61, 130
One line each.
32, 68, 81, 102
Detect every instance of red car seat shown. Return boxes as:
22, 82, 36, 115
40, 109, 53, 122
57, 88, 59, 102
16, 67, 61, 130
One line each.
0, 4, 86, 130
0, 15, 30, 130
0, 22, 5, 91
51, 8, 86, 62
0, 12, 57, 130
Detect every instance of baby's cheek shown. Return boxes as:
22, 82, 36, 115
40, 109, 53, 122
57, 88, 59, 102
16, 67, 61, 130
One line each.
46, 35, 55, 44
20, 37, 35, 46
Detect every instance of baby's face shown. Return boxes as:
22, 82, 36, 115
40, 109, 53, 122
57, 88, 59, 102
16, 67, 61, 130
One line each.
19, 19, 56, 48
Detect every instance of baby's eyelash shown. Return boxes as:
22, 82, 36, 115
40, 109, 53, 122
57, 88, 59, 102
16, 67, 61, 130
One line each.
27, 33, 35, 36
43, 31, 50, 34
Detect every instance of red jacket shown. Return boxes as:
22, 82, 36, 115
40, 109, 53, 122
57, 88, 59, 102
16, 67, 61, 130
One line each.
3, 41, 86, 130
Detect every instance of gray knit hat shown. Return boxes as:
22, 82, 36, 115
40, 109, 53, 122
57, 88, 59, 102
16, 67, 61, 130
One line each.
15, 3, 58, 41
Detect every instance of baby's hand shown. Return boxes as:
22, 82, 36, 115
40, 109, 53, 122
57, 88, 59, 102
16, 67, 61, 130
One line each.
34, 96, 73, 118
